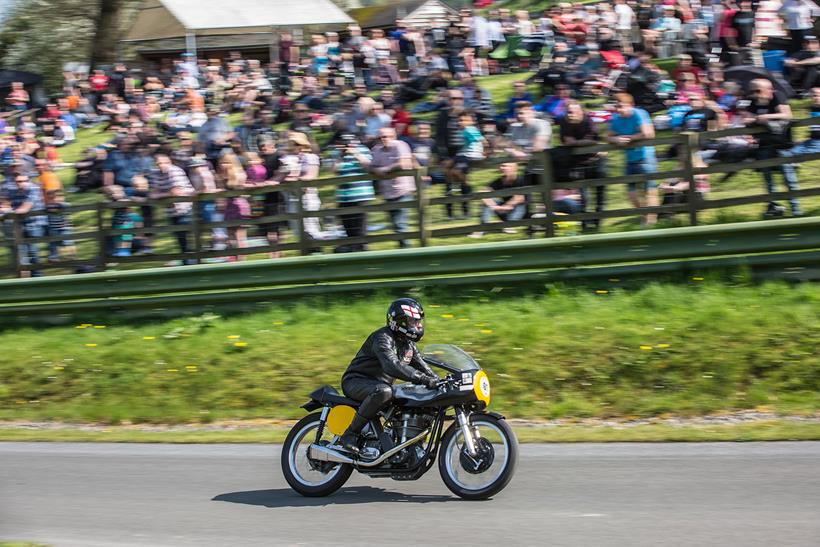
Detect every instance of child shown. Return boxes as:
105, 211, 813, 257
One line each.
45, 189, 76, 261
104, 184, 143, 257
446, 112, 486, 218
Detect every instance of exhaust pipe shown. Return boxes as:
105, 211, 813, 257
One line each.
308, 428, 430, 468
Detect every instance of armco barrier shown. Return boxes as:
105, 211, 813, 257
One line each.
0, 217, 818, 316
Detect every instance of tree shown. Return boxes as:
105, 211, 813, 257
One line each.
89, 0, 127, 69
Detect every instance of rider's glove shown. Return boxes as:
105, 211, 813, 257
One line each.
420, 374, 439, 389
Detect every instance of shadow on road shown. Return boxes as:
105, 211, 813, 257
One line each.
213, 486, 454, 507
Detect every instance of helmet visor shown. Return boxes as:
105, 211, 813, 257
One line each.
406, 318, 423, 331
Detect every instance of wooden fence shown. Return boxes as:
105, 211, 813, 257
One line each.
2, 116, 820, 277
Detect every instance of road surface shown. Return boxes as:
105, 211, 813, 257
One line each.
2, 442, 819, 546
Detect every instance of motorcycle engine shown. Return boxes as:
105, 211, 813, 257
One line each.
388, 411, 432, 466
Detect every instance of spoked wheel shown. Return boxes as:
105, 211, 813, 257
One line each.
281, 412, 353, 497
439, 413, 518, 500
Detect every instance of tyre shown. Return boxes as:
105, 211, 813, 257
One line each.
438, 412, 518, 500
281, 412, 353, 497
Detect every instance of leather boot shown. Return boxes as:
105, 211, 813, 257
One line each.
338, 412, 369, 457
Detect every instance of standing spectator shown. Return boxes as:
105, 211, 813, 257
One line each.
780, 0, 820, 53
332, 136, 373, 252
608, 93, 659, 226
104, 184, 143, 258
151, 154, 197, 264
215, 152, 250, 258
741, 78, 802, 217
89, 69, 110, 107
4, 173, 46, 276
614, 0, 636, 52
259, 139, 286, 258
187, 156, 224, 251
6, 82, 29, 111
44, 189, 75, 261
558, 101, 607, 230
370, 127, 415, 248
280, 132, 324, 244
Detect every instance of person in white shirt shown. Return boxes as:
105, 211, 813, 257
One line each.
614, 0, 636, 52
780, 0, 820, 52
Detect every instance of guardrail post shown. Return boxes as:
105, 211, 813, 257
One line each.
540, 149, 555, 237
11, 216, 23, 278
681, 132, 700, 226
415, 168, 429, 247
95, 202, 106, 272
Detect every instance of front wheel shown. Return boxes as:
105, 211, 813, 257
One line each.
438, 412, 518, 500
281, 412, 353, 497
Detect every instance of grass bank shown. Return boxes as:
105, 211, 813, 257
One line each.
1, 281, 819, 424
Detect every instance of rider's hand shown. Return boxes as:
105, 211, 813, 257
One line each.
420, 375, 439, 389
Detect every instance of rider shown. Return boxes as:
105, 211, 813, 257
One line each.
338, 298, 439, 456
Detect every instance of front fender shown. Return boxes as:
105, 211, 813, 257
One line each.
301, 400, 322, 411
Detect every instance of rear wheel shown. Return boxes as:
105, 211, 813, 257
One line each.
281, 412, 353, 497
438, 413, 518, 500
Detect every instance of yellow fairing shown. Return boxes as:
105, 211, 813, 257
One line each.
326, 405, 356, 436
473, 370, 491, 406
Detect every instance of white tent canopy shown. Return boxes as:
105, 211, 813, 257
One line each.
125, 0, 355, 42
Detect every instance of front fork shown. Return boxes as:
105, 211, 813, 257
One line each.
455, 406, 479, 457
315, 406, 331, 443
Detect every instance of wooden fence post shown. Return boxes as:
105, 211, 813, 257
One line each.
681, 132, 700, 226
95, 202, 107, 272
540, 149, 555, 237
295, 186, 308, 256
415, 168, 429, 247
11, 216, 23, 278
191, 193, 202, 257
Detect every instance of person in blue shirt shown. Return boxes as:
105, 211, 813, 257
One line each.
608, 92, 659, 226
2, 173, 47, 276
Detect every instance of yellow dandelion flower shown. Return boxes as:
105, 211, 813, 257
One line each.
143, 336, 155, 340
234, 342, 248, 348
167, 368, 179, 373
227, 335, 241, 339
458, 318, 469, 322
429, 304, 440, 308
94, 325, 107, 329
595, 290, 608, 295
656, 344, 671, 349
273, 321, 285, 325
640, 345, 653, 351
85, 343, 97, 348
441, 314, 454, 319
75, 325, 88, 329
474, 323, 486, 327
480, 329, 493, 334
692, 277, 704, 281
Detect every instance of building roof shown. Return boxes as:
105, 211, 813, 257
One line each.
348, 0, 456, 30
125, 0, 354, 42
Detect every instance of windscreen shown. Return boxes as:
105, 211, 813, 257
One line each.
422, 344, 480, 371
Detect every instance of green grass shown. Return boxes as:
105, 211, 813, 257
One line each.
1, 420, 818, 443
1, 281, 818, 424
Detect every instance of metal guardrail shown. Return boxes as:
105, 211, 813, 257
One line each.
1, 217, 818, 316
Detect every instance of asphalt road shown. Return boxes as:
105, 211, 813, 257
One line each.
2, 442, 819, 547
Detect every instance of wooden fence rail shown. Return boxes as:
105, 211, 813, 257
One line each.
2, 117, 820, 277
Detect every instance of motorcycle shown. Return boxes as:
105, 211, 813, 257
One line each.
281, 344, 518, 500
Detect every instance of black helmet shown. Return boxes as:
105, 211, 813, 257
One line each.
386, 298, 425, 341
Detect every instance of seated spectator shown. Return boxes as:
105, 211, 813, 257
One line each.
785, 35, 820, 94
470, 162, 529, 238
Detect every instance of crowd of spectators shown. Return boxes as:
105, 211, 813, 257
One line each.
2, 1, 820, 276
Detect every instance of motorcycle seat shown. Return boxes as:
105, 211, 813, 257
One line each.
309, 385, 361, 408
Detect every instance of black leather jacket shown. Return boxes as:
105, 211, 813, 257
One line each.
343, 327, 435, 385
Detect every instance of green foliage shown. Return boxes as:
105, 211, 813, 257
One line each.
0, 282, 818, 424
